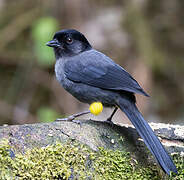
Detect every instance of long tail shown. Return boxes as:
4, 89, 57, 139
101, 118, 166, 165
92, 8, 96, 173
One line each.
118, 98, 177, 175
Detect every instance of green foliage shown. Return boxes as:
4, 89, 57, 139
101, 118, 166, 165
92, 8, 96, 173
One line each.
37, 106, 59, 123
169, 154, 184, 180
0, 139, 182, 179
32, 17, 59, 67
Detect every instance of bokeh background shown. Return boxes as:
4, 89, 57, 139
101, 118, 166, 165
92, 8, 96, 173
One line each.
0, 0, 183, 125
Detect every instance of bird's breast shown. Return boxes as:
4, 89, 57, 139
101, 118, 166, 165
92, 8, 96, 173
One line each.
55, 59, 77, 94
55, 60, 67, 85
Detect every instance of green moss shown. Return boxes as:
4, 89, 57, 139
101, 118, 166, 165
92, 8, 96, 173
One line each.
0, 139, 182, 179
92, 147, 159, 180
169, 153, 184, 180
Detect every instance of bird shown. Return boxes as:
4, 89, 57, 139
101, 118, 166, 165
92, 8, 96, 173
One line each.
46, 29, 177, 175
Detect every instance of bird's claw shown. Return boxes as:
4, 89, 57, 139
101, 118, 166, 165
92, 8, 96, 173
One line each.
55, 110, 90, 125
103, 119, 114, 127
72, 120, 83, 127
106, 117, 112, 122
55, 116, 83, 126
55, 118, 67, 121
55, 115, 75, 122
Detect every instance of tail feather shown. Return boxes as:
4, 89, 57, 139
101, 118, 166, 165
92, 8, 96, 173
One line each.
118, 99, 177, 175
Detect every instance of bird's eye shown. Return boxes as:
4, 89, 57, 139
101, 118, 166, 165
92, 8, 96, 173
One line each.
66, 37, 73, 44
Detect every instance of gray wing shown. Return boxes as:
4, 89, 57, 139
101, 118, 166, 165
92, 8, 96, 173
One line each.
64, 50, 149, 96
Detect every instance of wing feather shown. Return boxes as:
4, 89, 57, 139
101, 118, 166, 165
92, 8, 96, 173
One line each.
64, 50, 149, 96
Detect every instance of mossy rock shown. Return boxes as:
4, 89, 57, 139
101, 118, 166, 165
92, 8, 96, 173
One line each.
0, 139, 183, 180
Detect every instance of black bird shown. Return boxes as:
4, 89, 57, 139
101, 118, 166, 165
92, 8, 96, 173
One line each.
46, 29, 177, 175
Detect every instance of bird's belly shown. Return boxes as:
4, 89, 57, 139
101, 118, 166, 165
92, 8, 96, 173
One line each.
65, 82, 117, 107
55, 62, 117, 107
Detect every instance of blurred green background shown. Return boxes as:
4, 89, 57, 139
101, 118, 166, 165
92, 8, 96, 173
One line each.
0, 0, 183, 125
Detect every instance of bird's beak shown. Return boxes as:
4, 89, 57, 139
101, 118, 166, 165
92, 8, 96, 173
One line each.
46, 39, 60, 48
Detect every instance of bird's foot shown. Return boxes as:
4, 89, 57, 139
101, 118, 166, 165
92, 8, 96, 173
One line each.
56, 115, 76, 122
102, 107, 118, 126
106, 117, 112, 122
102, 118, 114, 127
55, 116, 83, 126
72, 119, 83, 126
55, 110, 90, 126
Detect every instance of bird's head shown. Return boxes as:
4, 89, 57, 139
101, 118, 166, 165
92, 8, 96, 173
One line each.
46, 29, 92, 58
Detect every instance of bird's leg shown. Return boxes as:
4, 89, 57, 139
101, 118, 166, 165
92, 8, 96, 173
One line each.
55, 110, 90, 124
106, 107, 118, 122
